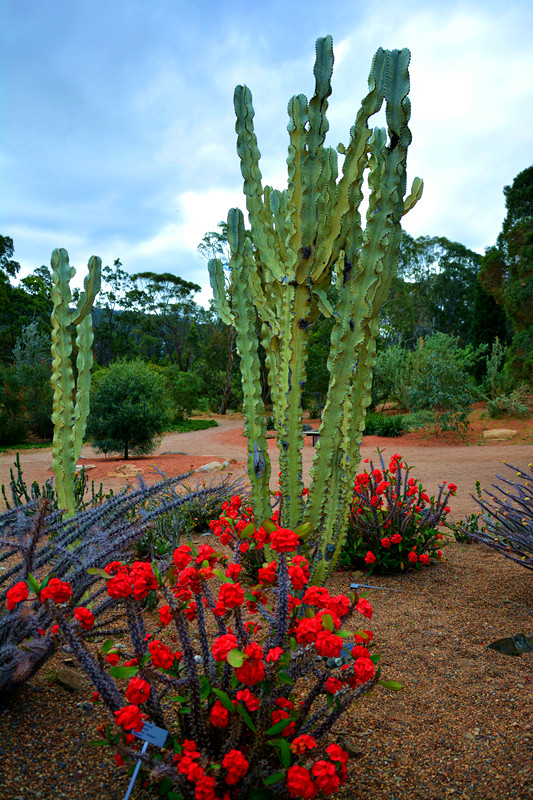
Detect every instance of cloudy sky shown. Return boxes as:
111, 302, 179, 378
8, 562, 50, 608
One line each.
2, 0, 532, 305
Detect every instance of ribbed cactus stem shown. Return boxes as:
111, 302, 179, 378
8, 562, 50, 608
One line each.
210, 36, 422, 582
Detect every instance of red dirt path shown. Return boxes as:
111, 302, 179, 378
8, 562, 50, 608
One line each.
1, 408, 531, 521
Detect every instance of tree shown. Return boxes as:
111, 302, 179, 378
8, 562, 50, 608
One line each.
479, 166, 533, 384
87, 360, 172, 459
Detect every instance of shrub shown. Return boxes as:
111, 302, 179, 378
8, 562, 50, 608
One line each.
13, 322, 53, 440
444, 481, 484, 544
465, 462, 533, 569
6, 500, 395, 798
0, 365, 27, 445
406, 333, 476, 435
363, 412, 407, 437
482, 338, 531, 417
340, 451, 453, 573
87, 359, 172, 459
0, 474, 210, 694
370, 344, 411, 410
164, 366, 204, 420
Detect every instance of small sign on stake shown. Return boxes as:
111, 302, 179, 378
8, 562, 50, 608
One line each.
123, 722, 168, 800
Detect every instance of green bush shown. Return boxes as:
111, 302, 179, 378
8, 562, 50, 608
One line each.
371, 344, 411, 410
87, 359, 172, 459
363, 412, 407, 437
164, 367, 204, 420
0, 365, 27, 445
406, 333, 476, 435
13, 322, 53, 440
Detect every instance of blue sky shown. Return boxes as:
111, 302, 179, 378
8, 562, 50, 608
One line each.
2, 0, 532, 305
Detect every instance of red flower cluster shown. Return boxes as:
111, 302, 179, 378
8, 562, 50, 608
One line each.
41, 578, 72, 605
114, 704, 145, 732
126, 677, 151, 705
106, 561, 157, 601
73, 606, 95, 630
286, 741, 349, 797
6, 581, 29, 610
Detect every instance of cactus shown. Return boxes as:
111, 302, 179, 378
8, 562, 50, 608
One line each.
209, 36, 423, 583
50, 248, 101, 517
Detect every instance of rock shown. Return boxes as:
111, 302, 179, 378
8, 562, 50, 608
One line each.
488, 633, 533, 655
54, 667, 87, 691
265, 432, 276, 439
194, 461, 230, 473
482, 428, 518, 441
75, 464, 96, 471
107, 464, 144, 478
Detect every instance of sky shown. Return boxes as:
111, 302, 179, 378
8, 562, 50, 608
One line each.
2, 0, 533, 306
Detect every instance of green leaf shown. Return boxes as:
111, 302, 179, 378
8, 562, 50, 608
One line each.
237, 703, 256, 732
370, 653, 381, 664
289, 637, 297, 651
212, 688, 234, 712
178, 706, 191, 714
227, 649, 245, 668
199, 676, 211, 701
293, 522, 313, 539
263, 771, 286, 786
277, 671, 295, 686
353, 630, 370, 641
26, 574, 40, 594
269, 738, 292, 768
265, 718, 293, 735
87, 568, 111, 579
158, 777, 174, 795
167, 792, 184, 800
101, 638, 115, 655
89, 739, 110, 747
109, 666, 139, 679
240, 522, 256, 538
213, 568, 232, 583
321, 613, 334, 632
338, 630, 352, 638
378, 680, 403, 691
260, 519, 278, 534
169, 695, 189, 703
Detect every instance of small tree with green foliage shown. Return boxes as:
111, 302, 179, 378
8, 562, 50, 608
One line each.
87, 359, 172, 459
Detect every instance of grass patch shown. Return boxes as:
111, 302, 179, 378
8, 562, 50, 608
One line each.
165, 418, 219, 434
363, 412, 408, 437
0, 441, 52, 453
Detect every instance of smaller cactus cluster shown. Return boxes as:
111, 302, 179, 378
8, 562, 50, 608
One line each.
0, 474, 245, 696
467, 462, 533, 570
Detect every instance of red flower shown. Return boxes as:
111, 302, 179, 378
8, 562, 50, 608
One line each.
209, 700, 229, 728
222, 749, 249, 785
6, 581, 29, 610
195, 774, 217, 800
73, 607, 95, 631
326, 743, 349, 765
266, 647, 283, 663
236, 689, 259, 711
295, 616, 321, 645
290, 734, 317, 754
212, 633, 238, 662
311, 759, 340, 794
325, 594, 350, 618
364, 551, 376, 564
148, 640, 174, 669
355, 598, 373, 619
106, 573, 132, 599
173, 545, 192, 570
106, 652, 119, 666
269, 527, 300, 553
126, 677, 151, 705
391, 533, 402, 544
235, 642, 265, 686
381, 537, 391, 549
408, 551, 418, 563
114, 704, 144, 732
159, 604, 173, 626
302, 586, 330, 608
217, 582, 245, 610
288, 564, 308, 590
419, 553, 430, 565
258, 562, 277, 585
225, 563, 242, 580
286, 765, 318, 798
315, 630, 343, 658
447, 483, 457, 495
352, 656, 375, 685
40, 578, 72, 604
325, 677, 342, 694
271, 708, 295, 735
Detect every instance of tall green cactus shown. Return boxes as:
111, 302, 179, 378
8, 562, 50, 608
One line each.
209, 36, 423, 582
50, 248, 101, 517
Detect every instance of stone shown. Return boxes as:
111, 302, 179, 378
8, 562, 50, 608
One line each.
194, 461, 231, 473
54, 667, 87, 691
107, 464, 144, 478
482, 428, 518, 441
75, 464, 96, 471
265, 432, 276, 439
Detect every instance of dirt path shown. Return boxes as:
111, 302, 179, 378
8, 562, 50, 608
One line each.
1, 410, 531, 521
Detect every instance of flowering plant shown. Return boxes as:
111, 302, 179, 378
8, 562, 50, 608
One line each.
6, 496, 396, 798
340, 451, 455, 573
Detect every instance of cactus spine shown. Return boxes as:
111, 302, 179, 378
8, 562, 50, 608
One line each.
50, 249, 101, 517
209, 36, 423, 582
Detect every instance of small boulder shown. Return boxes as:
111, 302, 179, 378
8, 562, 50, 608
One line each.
482, 429, 518, 441
194, 461, 230, 473
107, 464, 144, 478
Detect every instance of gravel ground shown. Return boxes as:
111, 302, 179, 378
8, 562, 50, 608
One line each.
1, 540, 532, 800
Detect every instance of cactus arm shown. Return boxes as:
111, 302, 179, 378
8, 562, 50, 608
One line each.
208, 258, 234, 326
227, 209, 271, 520
71, 255, 101, 326
286, 93, 309, 266
50, 248, 76, 516
402, 177, 424, 216
73, 314, 94, 464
